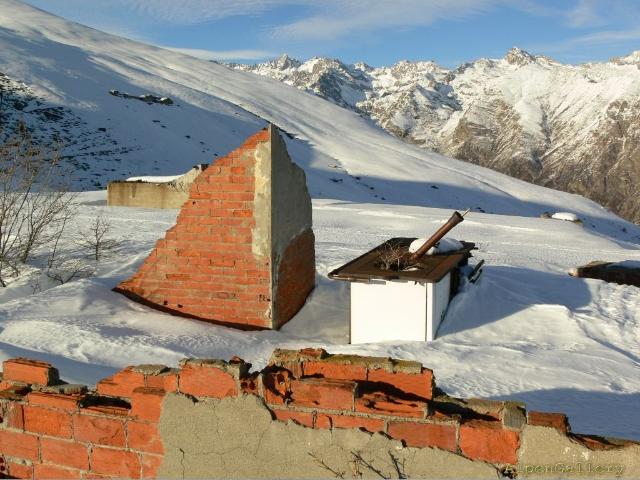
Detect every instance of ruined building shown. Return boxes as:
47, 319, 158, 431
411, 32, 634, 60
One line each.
115, 126, 315, 330
107, 165, 208, 209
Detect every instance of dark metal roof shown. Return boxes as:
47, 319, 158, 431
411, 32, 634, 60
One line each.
328, 237, 474, 283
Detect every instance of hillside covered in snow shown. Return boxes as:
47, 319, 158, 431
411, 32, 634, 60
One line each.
0, 0, 638, 441
236, 49, 640, 223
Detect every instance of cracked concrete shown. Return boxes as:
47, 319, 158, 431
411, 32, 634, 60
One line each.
252, 124, 312, 262
157, 393, 499, 479
268, 123, 312, 269
252, 130, 271, 259
518, 425, 640, 479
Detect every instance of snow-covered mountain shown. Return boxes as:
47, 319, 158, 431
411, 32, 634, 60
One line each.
236, 50, 640, 223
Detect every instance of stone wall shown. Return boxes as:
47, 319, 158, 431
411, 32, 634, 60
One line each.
0, 350, 638, 479
114, 126, 315, 330
107, 165, 206, 209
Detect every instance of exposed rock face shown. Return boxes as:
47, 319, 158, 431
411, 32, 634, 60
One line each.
236, 49, 640, 223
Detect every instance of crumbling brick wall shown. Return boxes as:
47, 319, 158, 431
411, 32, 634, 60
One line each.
115, 126, 315, 330
0, 352, 638, 479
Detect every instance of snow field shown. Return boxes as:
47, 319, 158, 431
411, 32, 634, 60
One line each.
0, 194, 637, 439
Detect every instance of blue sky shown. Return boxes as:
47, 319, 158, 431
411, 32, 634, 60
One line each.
23, 0, 640, 67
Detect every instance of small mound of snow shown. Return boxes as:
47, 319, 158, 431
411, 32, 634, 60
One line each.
409, 237, 463, 255
126, 175, 181, 183
552, 212, 580, 222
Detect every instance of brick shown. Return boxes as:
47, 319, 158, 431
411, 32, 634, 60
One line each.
302, 361, 366, 381
96, 367, 145, 397
140, 454, 163, 479
262, 369, 292, 405
41, 437, 89, 470
131, 387, 165, 422
179, 364, 238, 398
128, 421, 164, 454
145, 372, 178, 392
355, 392, 426, 418
91, 447, 141, 479
367, 367, 433, 400
328, 414, 385, 433
23, 405, 72, 437
312, 413, 330, 429
0, 430, 39, 460
272, 409, 314, 428
6, 402, 25, 429
3, 358, 59, 386
459, 420, 520, 464
26, 391, 80, 412
527, 411, 570, 434
289, 378, 356, 410
34, 464, 82, 479
82, 404, 130, 417
462, 398, 504, 420
388, 421, 457, 451
73, 414, 126, 447
6, 460, 33, 479
240, 373, 259, 395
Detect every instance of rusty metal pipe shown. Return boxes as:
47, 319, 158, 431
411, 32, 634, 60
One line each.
409, 209, 468, 262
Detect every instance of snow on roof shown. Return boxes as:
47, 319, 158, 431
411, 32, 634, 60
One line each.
552, 212, 580, 222
125, 175, 181, 183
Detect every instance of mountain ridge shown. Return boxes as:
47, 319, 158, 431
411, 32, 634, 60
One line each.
234, 48, 640, 223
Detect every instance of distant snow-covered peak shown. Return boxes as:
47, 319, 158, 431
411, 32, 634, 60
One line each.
611, 50, 640, 65
272, 53, 301, 70
504, 47, 538, 66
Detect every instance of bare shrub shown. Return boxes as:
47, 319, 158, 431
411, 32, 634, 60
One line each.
0, 129, 76, 286
44, 211, 94, 285
77, 213, 118, 262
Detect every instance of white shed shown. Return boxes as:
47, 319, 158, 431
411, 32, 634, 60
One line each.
329, 237, 473, 344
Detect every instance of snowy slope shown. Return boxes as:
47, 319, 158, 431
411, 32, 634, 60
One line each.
0, 0, 638, 441
1, 192, 638, 440
0, 0, 637, 238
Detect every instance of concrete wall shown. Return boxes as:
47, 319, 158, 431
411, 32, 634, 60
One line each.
114, 126, 315, 330
158, 394, 498, 479
1, 350, 638, 479
267, 124, 315, 328
107, 166, 206, 209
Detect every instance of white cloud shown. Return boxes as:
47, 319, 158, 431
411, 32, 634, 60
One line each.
567, 0, 605, 28
166, 47, 275, 61
562, 28, 640, 47
523, 1, 640, 57
27, 0, 561, 45
112, 0, 308, 25
271, 0, 506, 41
106, 0, 544, 40
527, 28, 640, 56
564, 0, 640, 29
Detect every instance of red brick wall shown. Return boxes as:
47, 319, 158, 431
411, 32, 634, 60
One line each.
115, 129, 275, 329
0, 359, 164, 479
272, 228, 315, 328
0, 352, 631, 479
